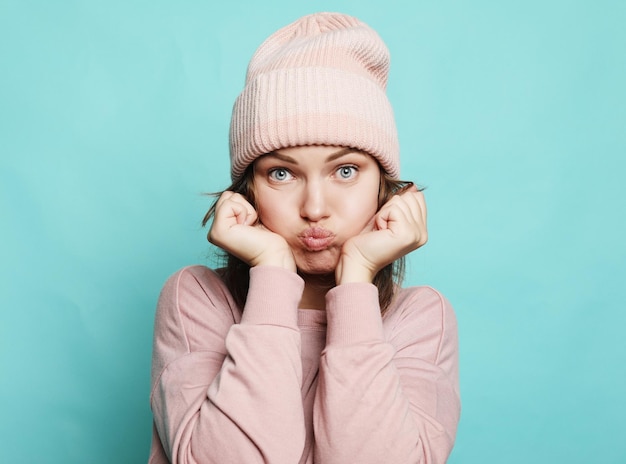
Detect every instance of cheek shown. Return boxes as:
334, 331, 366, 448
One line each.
256, 203, 278, 228
337, 192, 378, 228
256, 195, 291, 232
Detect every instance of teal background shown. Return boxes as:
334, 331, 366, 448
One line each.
1, 0, 625, 462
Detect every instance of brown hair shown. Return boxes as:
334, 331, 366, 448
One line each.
202, 163, 417, 316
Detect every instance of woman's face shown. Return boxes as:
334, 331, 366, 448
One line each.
253, 145, 381, 275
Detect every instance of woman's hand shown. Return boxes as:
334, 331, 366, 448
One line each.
336, 186, 428, 284
208, 191, 297, 271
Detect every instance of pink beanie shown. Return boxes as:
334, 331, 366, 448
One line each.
229, 12, 400, 180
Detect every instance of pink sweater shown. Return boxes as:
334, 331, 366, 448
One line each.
148, 265, 460, 463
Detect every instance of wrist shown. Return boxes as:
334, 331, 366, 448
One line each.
336, 256, 376, 285
253, 250, 297, 272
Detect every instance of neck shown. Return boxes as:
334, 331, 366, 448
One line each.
298, 272, 335, 310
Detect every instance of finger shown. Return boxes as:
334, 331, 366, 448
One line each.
380, 192, 428, 247
374, 197, 411, 231
393, 193, 417, 222
411, 191, 428, 245
401, 191, 428, 243
214, 190, 236, 208
227, 194, 258, 225
232, 201, 258, 226
385, 192, 418, 223
396, 189, 425, 224
216, 192, 257, 226
412, 190, 427, 225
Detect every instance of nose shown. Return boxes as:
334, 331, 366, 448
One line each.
300, 179, 328, 222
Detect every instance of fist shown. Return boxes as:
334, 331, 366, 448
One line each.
208, 191, 296, 271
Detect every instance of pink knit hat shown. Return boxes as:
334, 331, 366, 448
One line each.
229, 12, 400, 180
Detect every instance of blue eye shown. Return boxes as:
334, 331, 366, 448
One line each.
269, 168, 292, 182
337, 166, 357, 179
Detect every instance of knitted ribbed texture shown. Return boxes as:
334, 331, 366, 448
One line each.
240, 266, 304, 329
229, 12, 400, 180
324, 282, 384, 345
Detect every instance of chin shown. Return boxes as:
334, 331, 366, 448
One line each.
294, 249, 340, 275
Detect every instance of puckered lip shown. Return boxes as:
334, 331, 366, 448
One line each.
298, 227, 336, 251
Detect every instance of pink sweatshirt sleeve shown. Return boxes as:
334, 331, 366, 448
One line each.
150, 266, 306, 464
313, 283, 460, 464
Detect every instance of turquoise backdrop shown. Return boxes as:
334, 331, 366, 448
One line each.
2, 1, 625, 462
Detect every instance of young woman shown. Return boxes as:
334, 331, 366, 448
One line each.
149, 12, 460, 464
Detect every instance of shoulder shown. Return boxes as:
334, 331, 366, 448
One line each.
151, 266, 240, 390
161, 264, 225, 291
394, 285, 455, 320
159, 265, 235, 310
383, 285, 458, 364
156, 265, 241, 332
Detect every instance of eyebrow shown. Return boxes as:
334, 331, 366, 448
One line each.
269, 147, 363, 164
